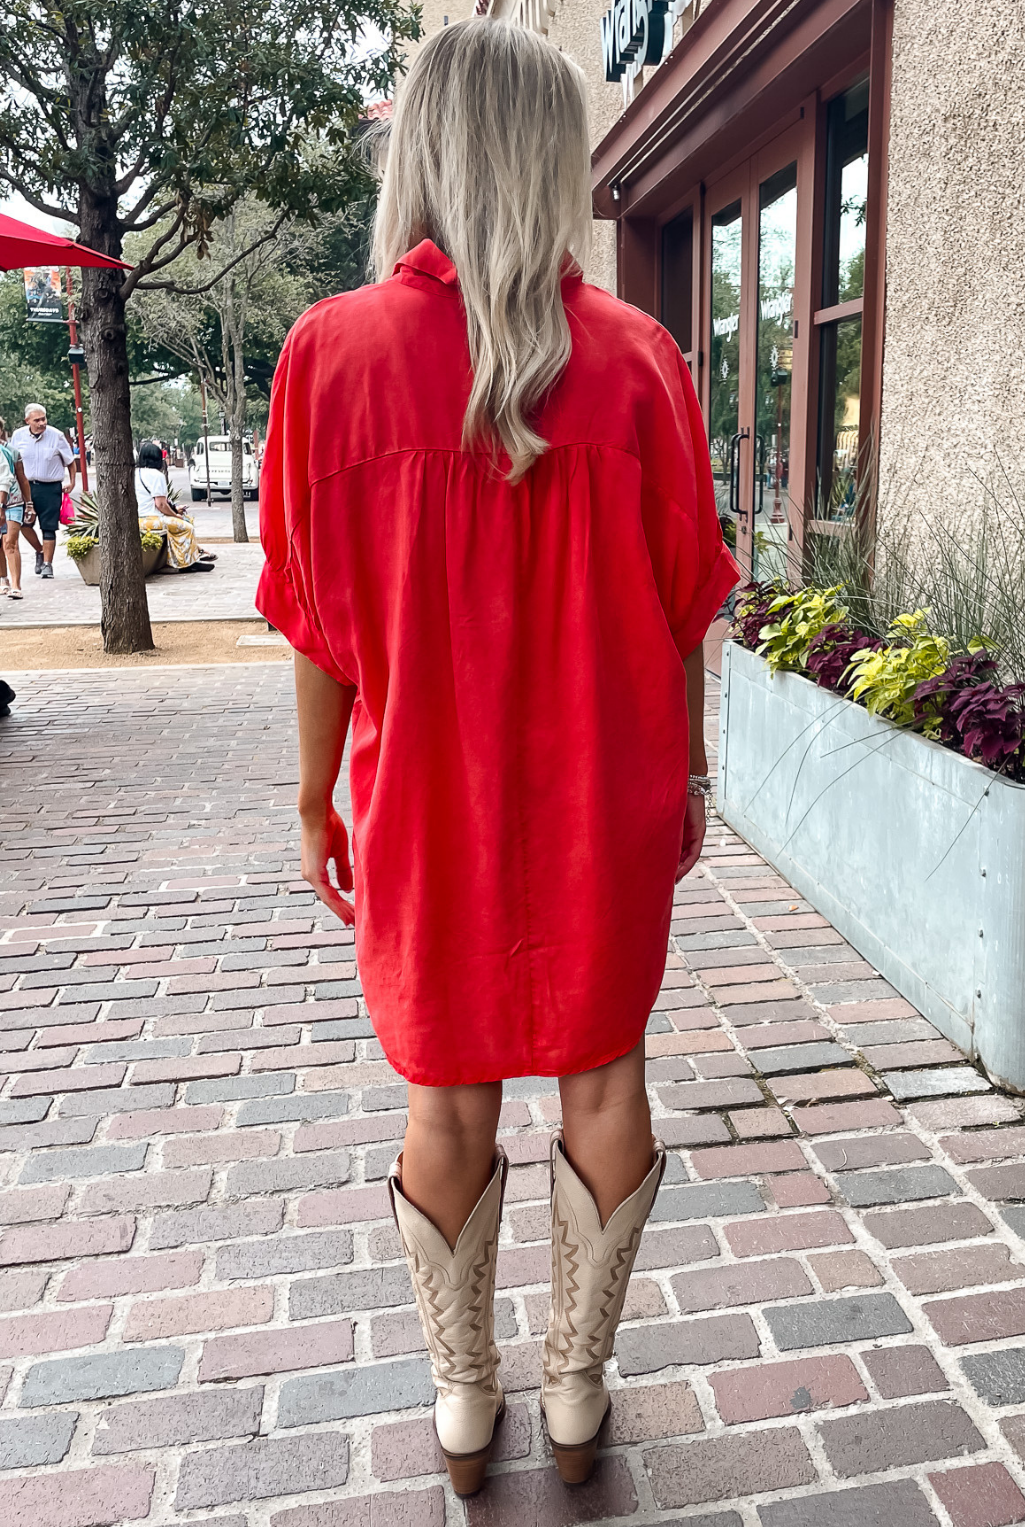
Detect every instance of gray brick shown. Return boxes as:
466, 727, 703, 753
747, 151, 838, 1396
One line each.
19, 1142, 148, 1184
838, 1020, 940, 1046
658, 1079, 764, 1110
185, 1074, 294, 1104
224, 1151, 350, 1199
675, 931, 759, 950
290, 1265, 413, 1320
884, 1068, 991, 1100
835, 1165, 960, 1207
29, 896, 111, 912
0, 1097, 51, 1126
362, 1084, 408, 1112
59, 1084, 175, 1116
502, 1076, 558, 1098
21, 1346, 185, 1406
961, 1347, 1025, 1406
236, 1091, 350, 1127
106, 995, 206, 1019
311, 1018, 376, 1040
616, 1314, 761, 1376
758, 1481, 938, 1527
60, 980, 161, 1002
0, 1118, 97, 1151
150, 1200, 284, 1250
764, 1293, 913, 1350
813, 1135, 930, 1172
649, 1182, 765, 1223
175, 1431, 349, 1509
278, 1359, 433, 1425
819, 1398, 983, 1475
0, 1411, 78, 1468
93, 1387, 264, 1455
85, 1038, 192, 1062
1004, 1208, 1025, 1240
216, 1229, 354, 1280
312, 980, 362, 999
752, 1044, 852, 1075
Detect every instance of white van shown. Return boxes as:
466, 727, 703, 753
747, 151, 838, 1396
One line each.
189, 436, 260, 500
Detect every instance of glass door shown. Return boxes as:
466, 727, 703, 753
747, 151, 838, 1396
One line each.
754, 160, 798, 581
705, 172, 749, 575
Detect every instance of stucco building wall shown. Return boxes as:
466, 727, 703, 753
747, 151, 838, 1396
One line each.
879, 0, 1025, 526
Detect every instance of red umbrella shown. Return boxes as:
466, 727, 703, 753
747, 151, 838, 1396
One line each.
0, 210, 130, 271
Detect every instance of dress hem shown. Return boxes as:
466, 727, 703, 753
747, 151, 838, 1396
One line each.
373, 1017, 650, 1089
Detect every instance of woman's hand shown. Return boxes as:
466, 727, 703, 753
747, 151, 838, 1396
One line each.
676, 793, 707, 883
300, 806, 355, 925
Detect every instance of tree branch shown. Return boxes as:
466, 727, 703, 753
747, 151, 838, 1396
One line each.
136, 217, 288, 296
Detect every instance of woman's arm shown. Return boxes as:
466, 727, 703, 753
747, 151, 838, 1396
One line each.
153, 495, 171, 514
295, 651, 359, 924
676, 642, 709, 882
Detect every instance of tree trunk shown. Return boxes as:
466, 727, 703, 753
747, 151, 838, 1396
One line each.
223, 282, 249, 543
78, 196, 154, 654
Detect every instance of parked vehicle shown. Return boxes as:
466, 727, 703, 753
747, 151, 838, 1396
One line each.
189, 437, 260, 501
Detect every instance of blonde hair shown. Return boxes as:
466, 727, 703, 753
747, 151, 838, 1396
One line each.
373, 19, 592, 481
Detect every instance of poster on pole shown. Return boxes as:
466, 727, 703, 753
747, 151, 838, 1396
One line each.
24, 267, 63, 323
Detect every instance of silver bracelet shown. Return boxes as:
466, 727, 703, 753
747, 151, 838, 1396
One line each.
687, 774, 713, 798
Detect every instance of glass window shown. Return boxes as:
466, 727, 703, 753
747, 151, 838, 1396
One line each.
709, 199, 742, 521
822, 79, 869, 307
661, 210, 693, 359
818, 315, 863, 519
756, 163, 797, 578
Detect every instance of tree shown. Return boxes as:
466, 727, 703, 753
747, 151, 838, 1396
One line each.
0, 0, 417, 653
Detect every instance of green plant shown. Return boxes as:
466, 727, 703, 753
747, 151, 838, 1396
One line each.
66, 491, 100, 540
64, 534, 99, 562
756, 585, 849, 674
140, 530, 163, 551
845, 610, 951, 729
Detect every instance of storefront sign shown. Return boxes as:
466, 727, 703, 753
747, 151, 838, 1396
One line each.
24, 266, 62, 323
601, 0, 668, 83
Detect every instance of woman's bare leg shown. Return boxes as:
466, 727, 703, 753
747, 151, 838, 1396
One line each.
402, 1081, 503, 1249
559, 1039, 652, 1225
3, 523, 22, 591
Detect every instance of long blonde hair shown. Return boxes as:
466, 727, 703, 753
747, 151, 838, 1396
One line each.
373, 19, 592, 481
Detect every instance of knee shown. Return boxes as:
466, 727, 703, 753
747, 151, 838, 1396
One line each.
560, 1042, 648, 1121
407, 1082, 502, 1148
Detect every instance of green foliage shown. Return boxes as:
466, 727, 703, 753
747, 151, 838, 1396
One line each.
756, 585, 850, 674
64, 533, 98, 561
140, 529, 163, 550
845, 610, 952, 729
66, 492, 100, 539
0, 272, 81, 433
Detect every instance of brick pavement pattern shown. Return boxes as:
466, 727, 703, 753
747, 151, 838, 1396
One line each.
1, 663, 1025, 1526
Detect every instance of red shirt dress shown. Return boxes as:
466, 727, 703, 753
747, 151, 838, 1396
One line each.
257, 240, 739, 1087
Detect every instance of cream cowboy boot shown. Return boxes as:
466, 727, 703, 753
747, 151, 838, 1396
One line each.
388, 1148, 507, 1496
541, 1132, 666, 1483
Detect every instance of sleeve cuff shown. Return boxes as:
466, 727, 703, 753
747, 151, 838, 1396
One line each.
672, 543, 742, 659
255, 562, 351, 686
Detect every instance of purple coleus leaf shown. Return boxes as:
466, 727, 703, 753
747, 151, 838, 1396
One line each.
733, 582, 780, 651
949, 681, 1025, 776
913, 650, 999, 742
805, 623, 883, 691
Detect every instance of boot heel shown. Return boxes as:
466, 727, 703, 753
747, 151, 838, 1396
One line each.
440, 1398, 505, 1496
550, 1432, 600, 1485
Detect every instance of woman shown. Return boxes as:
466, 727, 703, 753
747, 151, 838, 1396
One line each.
0, 415, 36, 600
135, 439, 214, 571
258, 19, 739, 1497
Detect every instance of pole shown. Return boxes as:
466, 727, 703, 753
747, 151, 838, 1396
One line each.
65, 268, 89, 492
199, 373, 212, 502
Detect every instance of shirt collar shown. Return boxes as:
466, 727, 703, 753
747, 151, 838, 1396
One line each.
393, 238, 584, 292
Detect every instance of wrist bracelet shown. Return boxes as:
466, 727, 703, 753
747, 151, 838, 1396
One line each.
687, 773, 713, 798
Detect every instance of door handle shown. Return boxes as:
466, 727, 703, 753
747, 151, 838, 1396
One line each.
756, 433, 766, 518
729, 429, 750, 521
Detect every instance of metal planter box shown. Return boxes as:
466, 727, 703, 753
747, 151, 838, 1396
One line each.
718, 640, 1025, 1093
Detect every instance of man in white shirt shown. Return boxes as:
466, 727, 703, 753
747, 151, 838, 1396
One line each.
10, 404, 76, 580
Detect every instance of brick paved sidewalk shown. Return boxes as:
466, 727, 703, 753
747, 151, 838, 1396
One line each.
1, 663, 1024, 1527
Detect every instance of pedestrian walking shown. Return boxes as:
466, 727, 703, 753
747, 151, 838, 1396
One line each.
10, 403, 75, 579
258, 18, 740, 1498
0, 415, 36, 600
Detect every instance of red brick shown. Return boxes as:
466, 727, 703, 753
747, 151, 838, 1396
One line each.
79, 1167, 212, 1216
10, 1062, 126, 1096
496, 1244, 549, 1289
129, 1053, 241, 1085
939, 1127, 1025, 1164
153, 1010, 254, 1036
730, 1107, 793, 1139
107, 1105, 224, 1139
271, 1489, 445, 1527
743, 1021, 833, 1048
0, 1268, 48, 1313
752, 914, 829, 931
925, 1287, 1025, 1346
163, 1130, 281, 1168
500, 1133, 552, 1166
295, 1117, 405, 1152
705, 964, 783, 987
689, 1140, 806, 1179
725, 1209, 854, 1257
0, 1045, 79, 1072
0, 1302, 111, 1358
168, 970, 259, 994
36, 1019, 143, 1047
81, 945, 175, 966
966, 1163, 1025, 1200
827, 998, 919, 1023
200, 1318, 354, 1380
928, 1463, 1025, 1527
790, 1099, 903, 1134
265, 998, 358, 1025
0, 1465, 154, 1527
124, 1285, 273, 1341
372, 1404, 531, 1483
809, 1250, 884, 1291
645, 1030, 733, 1056
671, 1257, 811, 1313
0, 1184, 70, 1224
861, 1039, 964, 1069
297, 1184, 391, 1227
669, 1006, 721, 1031
862, 1344, 949, 1398
771, 1071, 878, 1102
909, 1096, 1021, 1130
1001, 1414, 1025, 1464
0, 1215, 135, 1265
711, 1353, 867, 1423
606, 1380, 703, 1442
645, 1428, 815, 1508
58, 1251, 204, 1301
864, 1202, 996, 1249
893, 1243, 1017, 1296
717, 980, 803, 1006
251, 1041, 356, 1072
767, 1173, 831, 1207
